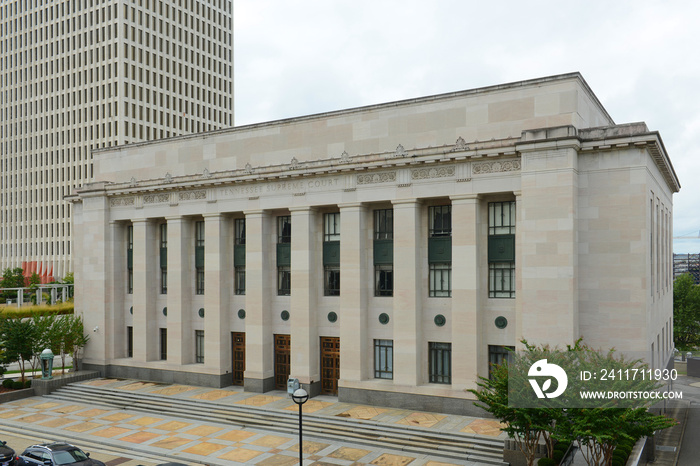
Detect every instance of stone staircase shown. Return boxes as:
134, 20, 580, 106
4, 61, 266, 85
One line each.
45, 383, 507, 465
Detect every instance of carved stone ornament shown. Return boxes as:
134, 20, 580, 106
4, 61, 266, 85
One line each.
453, 136, 469, 151
178, 190, 207, 201
203, 168, 212, 178
472, 159, 521, 174
411, 166, 455, 180
144, 193, 170, 204
244, 163, 253, 175
164, 172, 172, 183
290, 157, 299, 169
110, 197, 135, 207
357, 171, 397, 185
340, 151, 350, 163
129, 177, 137, 187
394, 144, 408, 158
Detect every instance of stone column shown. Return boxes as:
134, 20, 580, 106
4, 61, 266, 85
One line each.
290, 207, 320, 395
166, 216, 192, 364
132, 218, 157, 361
518, 135, 580, 347
450, 195, 482, 388
108, 221, 126, 359
392, 199, 422, 386
244, 210, 274, 392
203, 213, 231, 377
339, 203, 368, 383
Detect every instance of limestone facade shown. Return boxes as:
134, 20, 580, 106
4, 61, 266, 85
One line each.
70, 73, 679, 414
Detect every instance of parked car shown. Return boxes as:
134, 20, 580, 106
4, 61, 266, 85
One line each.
20, 444, 104, 466
0, 440, 20, 466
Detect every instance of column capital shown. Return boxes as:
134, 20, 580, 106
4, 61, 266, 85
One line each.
165, 215, 184, 222
391, 198, 421, 207
202, 212, 224, 219
131, 218, 151, 224
289, 206, 318, 214
243, 209, 267, 217
450, 194, 479, 203
338, 202, 366, 211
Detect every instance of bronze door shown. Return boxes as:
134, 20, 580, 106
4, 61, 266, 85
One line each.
274, 334, 291, 390
320, 336, 340, 395
231, 332, 245, 386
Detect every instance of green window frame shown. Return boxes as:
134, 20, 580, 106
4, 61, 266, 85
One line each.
278, 266, 291, 296
195, 221, 204, 295
374, 339, 393, 379
127, 225, 133, 294
429, 263, 451, 297
429, 342, 451, 384
324, 266, 340, 296
429, 205, 451, 237
375, 265, 393, 297
160, 223, 167, 294
195, 330, 204, 363
488, 201, 516, 298
127, 326, 133, 358
160, 328, 167, 361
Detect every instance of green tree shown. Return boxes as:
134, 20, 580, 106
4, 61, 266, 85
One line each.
1, 267, 25, 300
63, 315, 89, 371
469, 340, 677, 466
673, 273, 700, 352
0, 315, 36, 381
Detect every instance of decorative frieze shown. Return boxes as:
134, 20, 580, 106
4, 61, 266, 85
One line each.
110, 197, 135, 207
411, 166, 455, 180
143, 193, 170, 204
178, 190, 207, 201
472, 159, 521, 174
357, 171, 397, 185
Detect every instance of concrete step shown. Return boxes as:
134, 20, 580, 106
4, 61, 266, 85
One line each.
46, 382, 508, 465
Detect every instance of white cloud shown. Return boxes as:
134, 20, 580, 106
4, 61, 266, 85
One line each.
234, 0, 700, 252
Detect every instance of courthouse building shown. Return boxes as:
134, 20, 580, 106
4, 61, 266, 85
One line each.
70, 73, 679, 413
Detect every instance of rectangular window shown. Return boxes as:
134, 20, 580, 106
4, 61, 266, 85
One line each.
278, 266, 291, 296
488, 345, 515, 380
324, 212, 340, 242
323, 213, 340, 296
234, 218, 245, 295
195, 221, 204, 295
160, 223, 167, 294
429, 263, 451, 297
488, 201, 516, 298
160, 328, 167, 360
374, 339, 393, 379
375, 265, 393, 297
127, 225, 133, 294
277, 216, 291, 243
429, 205, 451, 237
235, 268, 246, 295
489, 262, 515, 298
324, 267, 340, 296
429, 342, 451, 384
195, 330, 204, 363
127, 326, 133, 358
374, 209, 393, 240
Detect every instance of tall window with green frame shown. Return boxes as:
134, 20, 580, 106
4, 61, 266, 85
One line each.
374, 209, 393, 296
159, 223, 167, 294
234, 218, 246, 295
488, 201, 515, 298
429, 342, 451, 384
428, 205, 451, 297
323, 212, 340, 296
277, 216, 291, 296
195, 330, 204, 363
127, 225, 133, 294
195, 221, 205, 295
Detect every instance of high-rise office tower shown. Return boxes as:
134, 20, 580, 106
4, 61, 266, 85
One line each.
0, 0, 234, 280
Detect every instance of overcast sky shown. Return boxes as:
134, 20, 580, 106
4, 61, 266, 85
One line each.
233, 0, 700, 254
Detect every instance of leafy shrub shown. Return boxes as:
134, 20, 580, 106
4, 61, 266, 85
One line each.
537, 458, 557, 466
12, 380, 25, 389
2, 379, 14, 389
552, 449, 564, 463
24, 379, 32, 388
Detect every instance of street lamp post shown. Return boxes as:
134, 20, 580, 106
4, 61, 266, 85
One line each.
291, 387, 309, 465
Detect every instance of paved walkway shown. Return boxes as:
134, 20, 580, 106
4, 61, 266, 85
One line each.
0, 378, 507, 466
